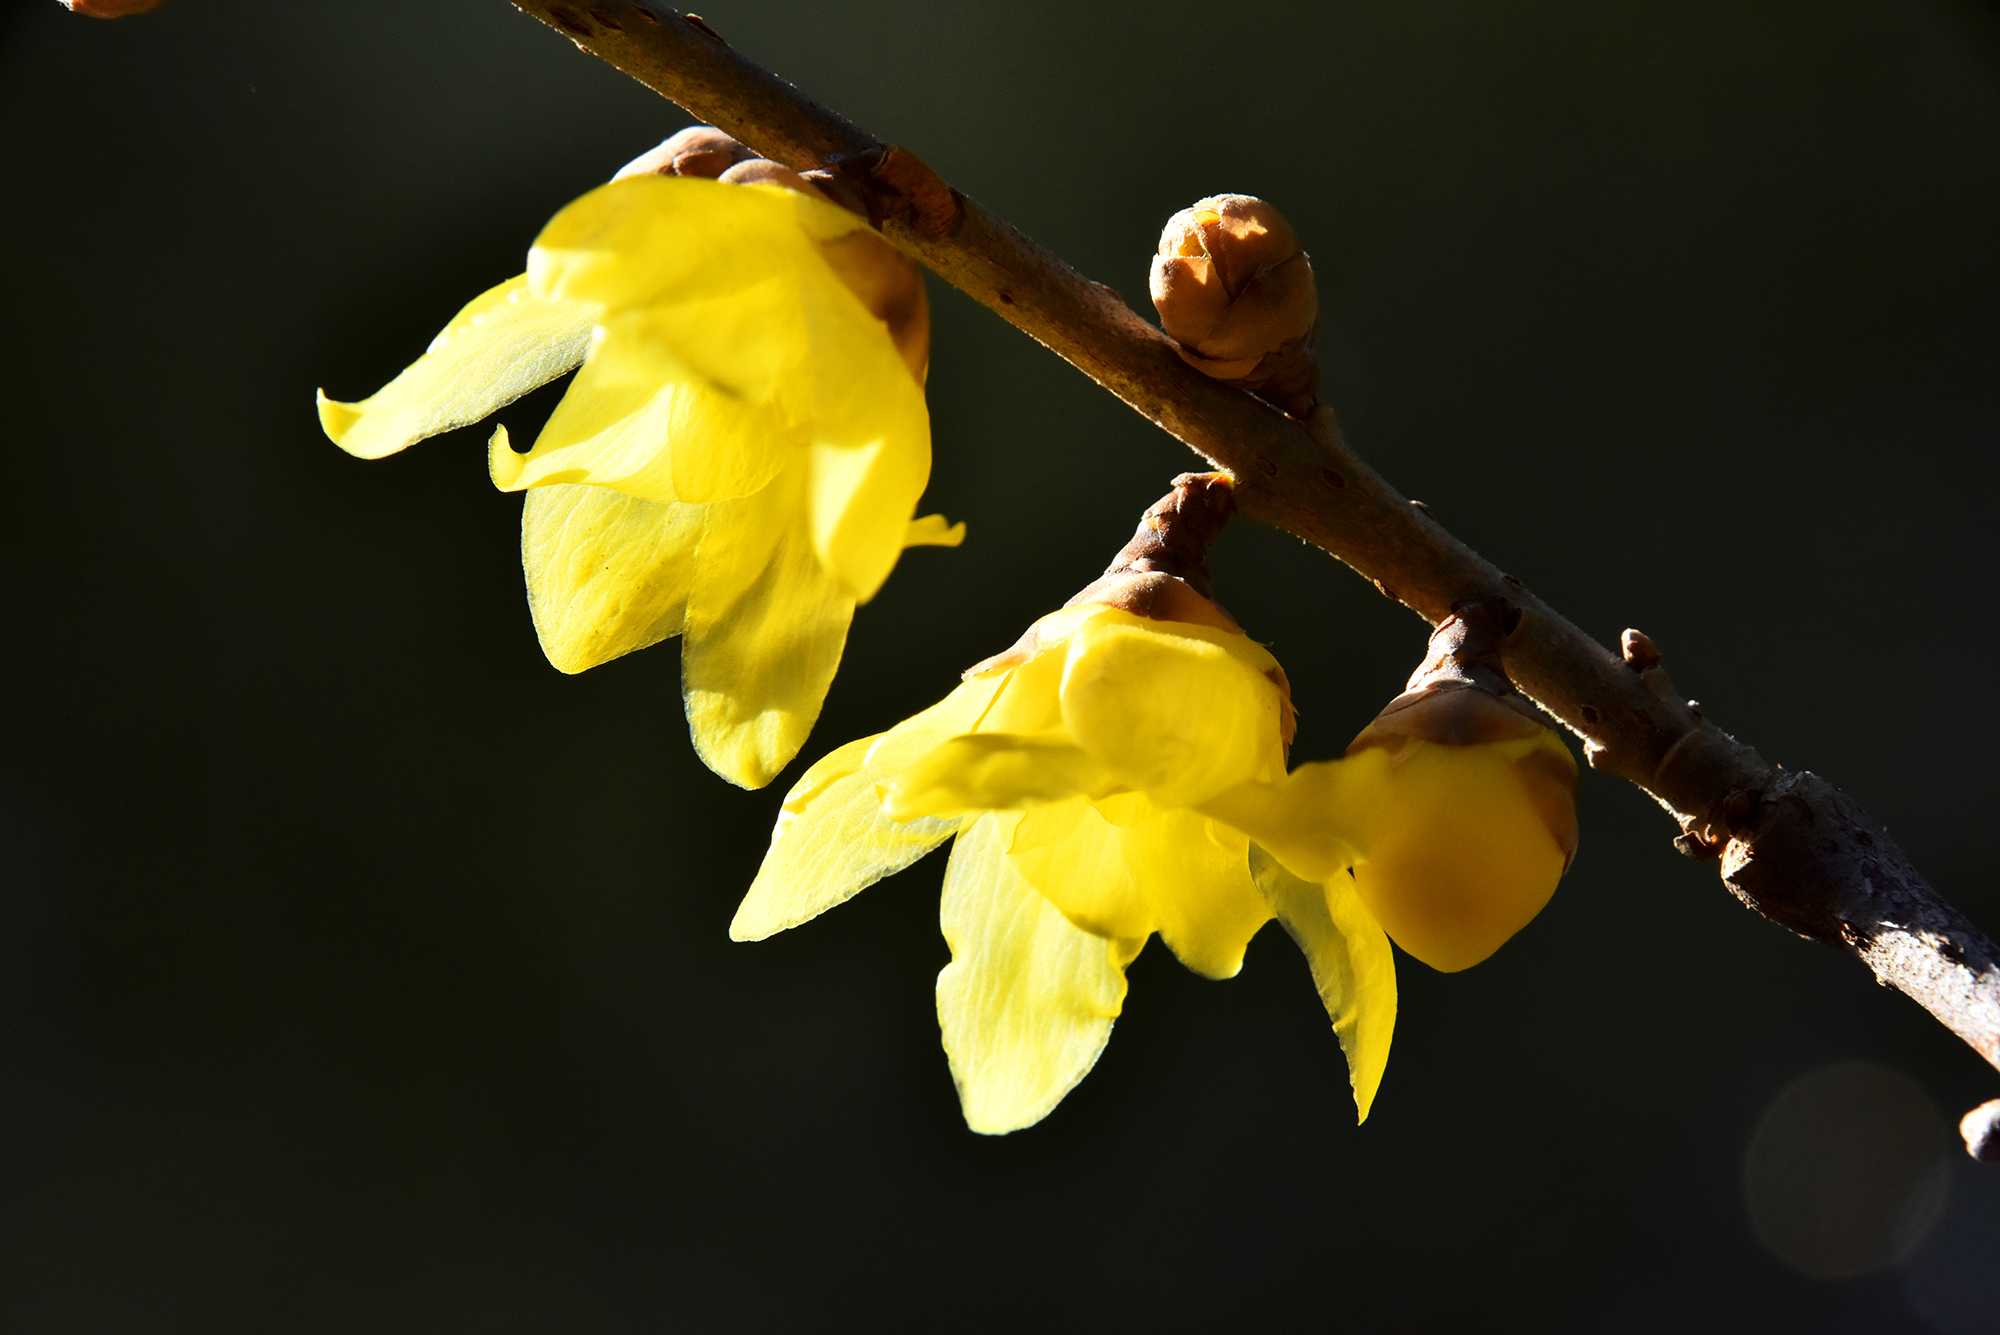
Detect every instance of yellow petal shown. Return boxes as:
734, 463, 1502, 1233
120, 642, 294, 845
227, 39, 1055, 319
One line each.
519, 483, 703, 674
1350, 738, 1569, 972
796, 275, 933, 600
969, 637, 1072, 738
730, 675, 1008, 941
318, 274, 598, 460
1105, 802, 1271, 979
681, 466, 854, 789
936, 813, 1140, 1135
1249, 846, 1397, 1122
1060, 616, 1284, 806
528, 176, 866, 312
1199, 758, 1380, 884
488, 352, 684, 500
1006, 798, 1155, 942
1005, 798, 1270, 977
904, 514, 965, 548
806, 419, 929, 602
883, 734, 1112, 820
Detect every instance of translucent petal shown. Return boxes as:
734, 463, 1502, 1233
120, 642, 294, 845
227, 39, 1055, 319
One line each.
1006, 798, 1155, 942
1106, 803, 1271, 979
1060, 616, 1283, 806
971, 640, 1071, 738
528, 176, 863, 313
520, 483, 703, 675
1250, 845, 1397, 1122
318, 273, 597, 460
1351, 739, 1568, 972
937, 813, 1139, 1135
681, 466, 855, 789
487, 354, 685, 500
1198, 757, 1381, 884
1005, 799, 1270, 976
730, 675, 1006, 940
884, 735, 1111, 820
586, 283, 806, 429
904, 514, 965, 548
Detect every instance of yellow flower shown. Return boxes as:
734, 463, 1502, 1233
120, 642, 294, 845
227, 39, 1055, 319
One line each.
732, 551, 1396, 1134
317, 170, 961, 789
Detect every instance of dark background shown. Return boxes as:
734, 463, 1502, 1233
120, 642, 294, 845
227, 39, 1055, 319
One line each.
4, 1, 1999, 1329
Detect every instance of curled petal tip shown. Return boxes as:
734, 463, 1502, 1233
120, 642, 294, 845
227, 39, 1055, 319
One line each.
904, 514, 965, 548
317, 389, 362, 448
487, 424, 526, 491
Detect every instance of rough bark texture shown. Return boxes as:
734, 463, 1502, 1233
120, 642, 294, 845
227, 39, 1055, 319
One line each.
507, 0, 2000, 1143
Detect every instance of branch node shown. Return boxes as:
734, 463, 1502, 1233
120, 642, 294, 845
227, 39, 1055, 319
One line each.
1621, 628, 1662, 671
683, 12, 727, 43
1961, 1099, 2000, 1162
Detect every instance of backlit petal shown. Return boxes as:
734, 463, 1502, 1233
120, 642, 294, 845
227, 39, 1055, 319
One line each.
731, 675, 1006, 940
528, 176, 864, 312
1006, 798, 1155, 942
937, 814, 1139, 1135
904, 514, 965, 548
1060, 615, 1283, 806
884, 734, 1112, 820
488, 353, 684, 500
798, 279, 932, 600
319, 273, 598, 460
1199, 757, 1380, 884
681, 466, 854, 789
1105, 802, 1271, 979
520, 483, 703, 674
1250, 846, 1397, 1122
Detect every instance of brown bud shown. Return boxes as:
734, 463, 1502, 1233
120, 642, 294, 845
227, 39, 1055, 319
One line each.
1150, 195, 1319, 416
64, 0, 162, 13
612, 127, 755, 182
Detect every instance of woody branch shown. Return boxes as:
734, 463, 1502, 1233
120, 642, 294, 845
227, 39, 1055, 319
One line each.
510, 0, 2000, 1154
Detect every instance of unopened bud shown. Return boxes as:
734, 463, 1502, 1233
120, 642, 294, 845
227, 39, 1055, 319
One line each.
614, 126, 755, 181
1343, 599, 1578, 972
1150, 195, 1319, 416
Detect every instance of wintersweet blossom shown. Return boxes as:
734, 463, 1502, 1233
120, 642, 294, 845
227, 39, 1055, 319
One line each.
318, 161, 960, 788
732, 477, 1398, 1133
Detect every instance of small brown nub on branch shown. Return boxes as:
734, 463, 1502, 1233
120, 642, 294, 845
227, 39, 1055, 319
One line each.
1150, 195, 1320, 417
1621, 628, 1662, 671
1963, 1099, 2000, 1162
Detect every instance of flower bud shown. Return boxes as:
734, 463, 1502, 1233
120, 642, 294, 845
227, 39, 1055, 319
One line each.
1343, 600, 1578, 972
1150, 195, 1319, 415
613, 126, 755, 181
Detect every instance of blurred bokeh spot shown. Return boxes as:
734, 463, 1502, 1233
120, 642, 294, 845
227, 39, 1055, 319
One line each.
1743, 1061, 1951, 1279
